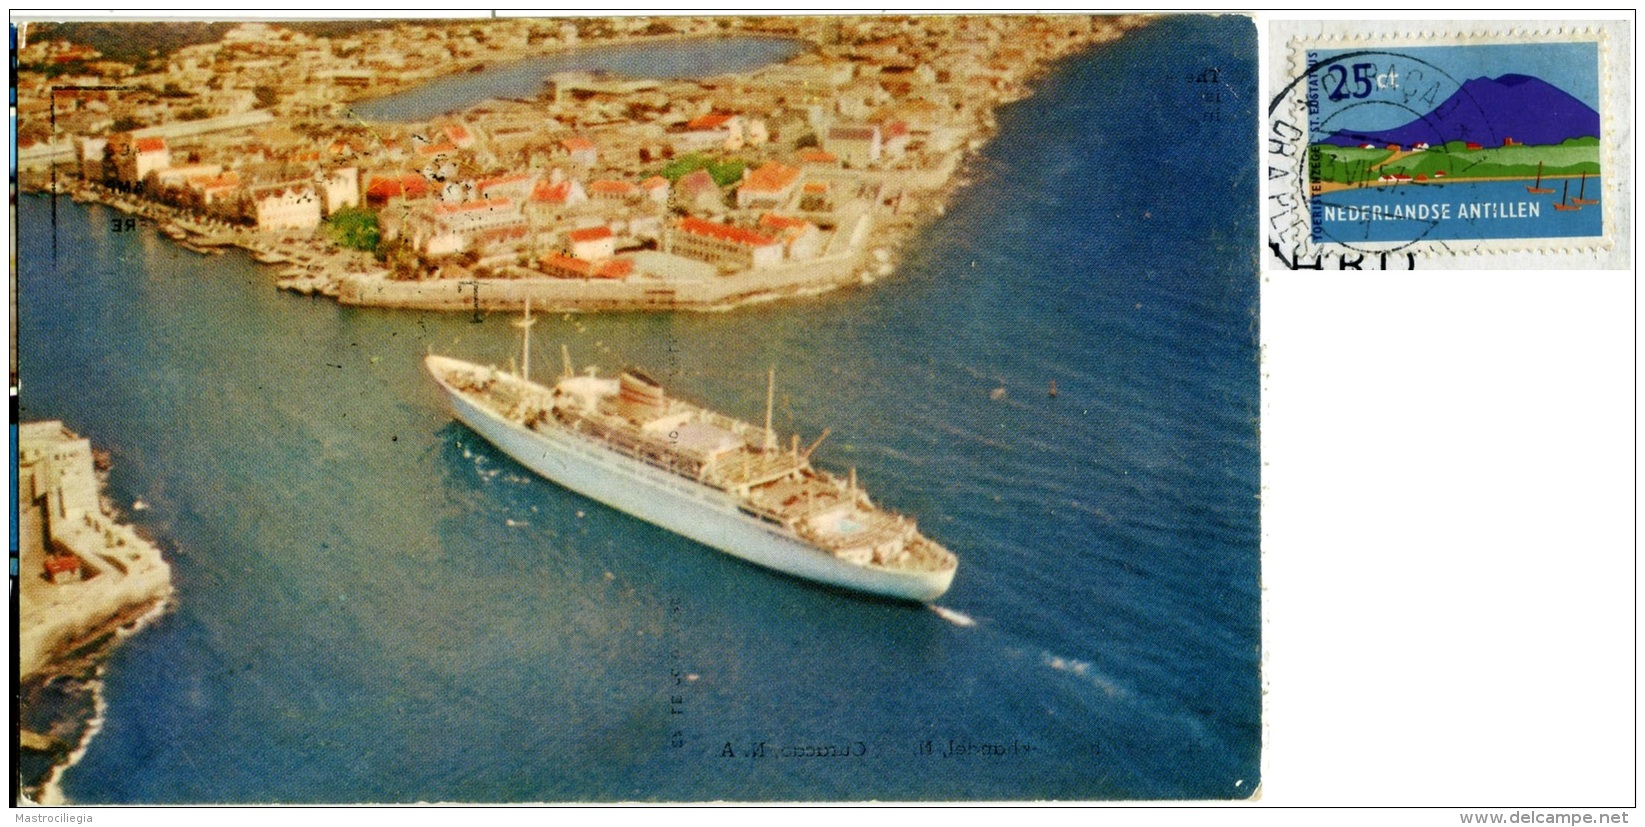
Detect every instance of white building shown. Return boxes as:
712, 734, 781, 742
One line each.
566, 225, 616, 261
736, 162, 801, 211
251, 182, 322, 232
640, 176, 670, 206
665, 217, 783, 271
475, 173, 540, 205
77, 136, 107, 180
110, 135, 171, 186
758, 214, 822, 260
408, 197, 528, 256
825, 125, 881, 168
318, 167, 359, 215
681, 113, 744, 152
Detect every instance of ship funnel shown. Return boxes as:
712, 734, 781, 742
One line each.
617, 369, 667, 422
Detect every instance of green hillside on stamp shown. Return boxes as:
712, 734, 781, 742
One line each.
1382, 139, 1599, 179
1311, 146, 1395, 184
1310, 138, 1599, 184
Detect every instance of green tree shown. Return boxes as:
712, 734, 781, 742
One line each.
706, 160, 747, 187
657, 154, 747, 186
659, 153, 710, 182
325, 207, 381, 253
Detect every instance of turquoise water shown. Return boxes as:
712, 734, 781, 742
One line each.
19, 16, 1259, 802
350, 36, 805, 122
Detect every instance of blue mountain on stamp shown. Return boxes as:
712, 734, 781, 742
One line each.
1320, 73, 1599, 149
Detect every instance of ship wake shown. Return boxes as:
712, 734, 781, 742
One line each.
1041, 651, 1129, 699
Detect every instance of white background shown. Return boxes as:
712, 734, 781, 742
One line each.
1259, 9, 1635, 814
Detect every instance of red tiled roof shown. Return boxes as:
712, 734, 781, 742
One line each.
365, 174, 430, 200
435, 197, 513, 215
640, 175, 669, 190
476, 173, 535, 195
561, 136, 596, 153
415, 141, 458, 156
740, 162, 800, 194
687, 113, 735, 130
797, 148, 838, 164
44, 555, 80, 574
802, 181, 830, 194
443, 123, 472, 141
134, 137, 167, 153
758, 214, 811, 232
677, 216, 777, 247
192, 173, 241, 191
588, 179, 636, 195
531, 179, 575, 203
541, 252, 633, 279
567, 226, 614, 243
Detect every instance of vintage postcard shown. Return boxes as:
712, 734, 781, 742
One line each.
10, 14, 1260, 804
1266, 18, 1633, 269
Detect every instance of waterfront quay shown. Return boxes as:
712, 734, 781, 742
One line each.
15, 15, 1146, 313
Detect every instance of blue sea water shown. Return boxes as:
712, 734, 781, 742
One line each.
18, 16, 1259, 802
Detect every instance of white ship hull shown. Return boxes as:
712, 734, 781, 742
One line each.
427, 356, 954, 602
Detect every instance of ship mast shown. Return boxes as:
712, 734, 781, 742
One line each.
513, 297, 535, 382
764, 366, 776, 450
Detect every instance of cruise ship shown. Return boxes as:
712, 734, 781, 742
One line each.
423, 306, 957, 602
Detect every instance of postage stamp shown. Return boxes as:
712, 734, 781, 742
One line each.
1266, 19, 1633, 268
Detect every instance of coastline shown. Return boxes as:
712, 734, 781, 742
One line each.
29, 595, 173, 807
16, 423, 175, 805
20, 15, 1149, 315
